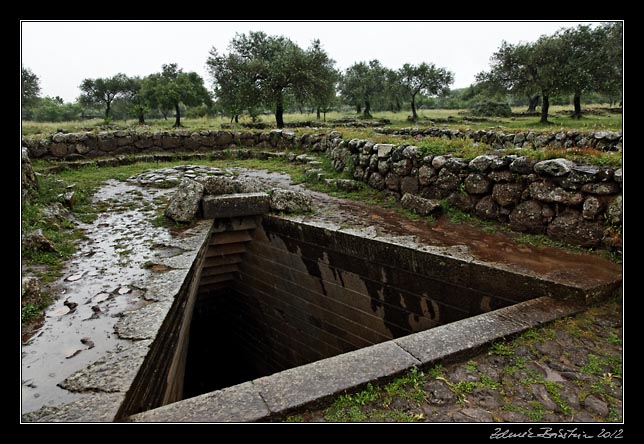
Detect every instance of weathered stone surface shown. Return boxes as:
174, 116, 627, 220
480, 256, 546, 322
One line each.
468, 155, 497, 172
509, 156, 535, 174
581, 182, 620, 195
23, 229, 57, 252
165, 178, 205, 223
444, 157, 468, 172
50, 143, 68, 158
492, 183, 523, 207
582, 196, 604, 220
607, 195, 622, 225
464, 173, 491, 195
531, 384, 558, 411
445, 192, 479, 212
474, 196, 498, 220
534, 158, 573, 177
129, 382, 269, 422
114, 300, 172, 340
60, 340, 152, 393
509, 200, 548, 234
376, 143, 394, 158
584, 394, 609, 417
270, 189, 312, 213
392, 159, 412, 176
425, 380, 457, 405
385, 172, 400, 191
488, 170, 514, 183
368, 172, 386, 190
431, 155, 448, 169
23, 393, 123, 422
254, 341, 419, 413
203, 192, 270, 219
400, 176, 419, 195
21, 148, 38, 203
197, 175, 237, 195
529, 182, 584, 206
435, 168, 459, 191
452, 407, 493, 422
418, 165, 436, 185
400, 193, 442, 216
547, 210, 604, 247
614, 168, 622, 184
22, 276, 43, 306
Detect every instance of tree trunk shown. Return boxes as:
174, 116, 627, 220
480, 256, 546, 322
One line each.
173, 103, 182, 127
323, 111, 326, 122
527, 95, 539, 112
571, 93, 582, 119
356, 104, 361, 114
540, 95, 550, 124
138, 113, 145, 124
105, 101, 111, 118
363, 100, 372, 119
411, 96, 418, 121
275, 93, 284, 129
234, 114, 239, 124
162, 111, 168, 120
316, 107, 321, 120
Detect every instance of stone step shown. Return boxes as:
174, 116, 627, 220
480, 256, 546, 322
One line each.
200, 264, 240, 277
205, 243, 247, 258
203, 254, 243, 268
211, 216, 259, 234
210, 230, 253, 245
199, 273, 236, 286
197, 282, 230, 298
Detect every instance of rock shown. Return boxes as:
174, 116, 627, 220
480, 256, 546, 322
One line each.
58, 191, 76, 209
23, 229, 57, 252
535, 341, 562, 358
582, 196, 604, 220
534, 158, 573, 176
425, 380, 456, 405
270, 189, 312, 213
607, 195, 622, 225
452, 407, 493, 422
464, 173, 492, 195
560, 165, 599, 189
509, 156, 535, 174
547, 210, 604, 247
21, 148, 38, 203
435, 168, 460, 191
385, 172, 400, 192
377, 160, 390, 175
475, 196, 498, 220
330, 179, 361, 192
448, 366, 480, 383
445, 192, 479, 212
197, 175, 237, 195
368, 172, 386, 191
165, 178, 205, 223
400, 176, 419, 195
400, 193, 442, 216
444, 157, 468, 172
581, 182, 620, 195
21, 277, 43, 306
471, 387, 504, 410
375, 143, 394, 158
492, 183, 523, 207
529, 182, 584, 206
418, 165, 436, 186
392, 159, 412, 176
488, 170, 514, 183
509, 200, 547, 234
614, 168, 622, 184
431, 155, 448, 169
584, 394, 609, 417
468, 155, 497, 172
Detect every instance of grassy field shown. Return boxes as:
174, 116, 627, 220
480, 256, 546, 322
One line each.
21, 105, 622, 138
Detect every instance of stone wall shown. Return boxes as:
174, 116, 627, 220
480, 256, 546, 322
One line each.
374, 127, 623, 151
205, 216, 585, 379
328, 140, 622, 249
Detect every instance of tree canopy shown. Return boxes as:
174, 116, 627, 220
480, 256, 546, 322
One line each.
22, 66, 41, 109
141, 64, 211, 127
339, 60, 387, 119
79, 73, 129, 118
398, 62, 454, 121
207, 32, 337, 128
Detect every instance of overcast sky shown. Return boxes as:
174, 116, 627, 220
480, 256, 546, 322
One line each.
21, 21, 601, 102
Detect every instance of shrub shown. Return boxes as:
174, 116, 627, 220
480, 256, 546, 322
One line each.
470, 100, 512, 117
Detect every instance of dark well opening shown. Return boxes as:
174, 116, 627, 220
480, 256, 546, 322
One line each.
182, 215, 561, 399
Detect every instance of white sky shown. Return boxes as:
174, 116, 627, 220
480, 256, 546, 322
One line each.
21, 21, 602, 102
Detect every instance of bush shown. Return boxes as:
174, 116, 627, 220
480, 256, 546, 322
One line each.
469, 100, 512, 117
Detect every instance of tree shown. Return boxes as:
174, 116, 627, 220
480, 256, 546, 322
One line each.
593, 22, 623, 105
79, 73, 129, 118
31, 97, 82, 122
123, 76, 148, 124
297, 40, 338, 120
207, 32, 336, 128
339, 60, 387, 119
398, 63, 454, 121
142, 64, 211, 127
21, 66, 41, 109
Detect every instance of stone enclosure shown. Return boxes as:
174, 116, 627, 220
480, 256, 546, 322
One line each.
23, 128, 623, 249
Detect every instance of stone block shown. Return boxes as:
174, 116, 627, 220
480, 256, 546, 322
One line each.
202, 193, 270, 219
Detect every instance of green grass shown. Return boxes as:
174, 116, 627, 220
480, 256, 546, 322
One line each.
504, 401, 553, 422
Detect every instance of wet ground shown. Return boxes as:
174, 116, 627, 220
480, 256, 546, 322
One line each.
21, 164, 622, 420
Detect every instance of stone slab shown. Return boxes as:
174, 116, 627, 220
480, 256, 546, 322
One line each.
253, 341, 420, 414
22, 393, 124, 422
494, 296, 586, 327
202, 193, 270, 219
128, 382, 269, 422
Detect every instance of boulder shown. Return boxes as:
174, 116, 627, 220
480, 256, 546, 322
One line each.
400, 176, 419, 195
468, 155, 497, 172
197, 175, 238, 195
547, 210, 603, 247
607, 195, 622, 226
509, 200, 548, 234
509, 156, 535, 174
21, 148, 38, 203
492, 183, 524, 207
582, 196, 604, 220
435, 168, 460, 191
368, 172, 386, 191
418, 165, 436, 186
474, 196, 499, 220
534, 158, 573, 176
23, 229, 57, 252
400, 193, 442, 216
529, 182, 584, 206
464, 173, 492, 195
165, 178, 205, 223
270, 189, 312, 213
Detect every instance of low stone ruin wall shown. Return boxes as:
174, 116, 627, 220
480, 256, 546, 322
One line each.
374, 127, 622, 151
327, 140, 622, 249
